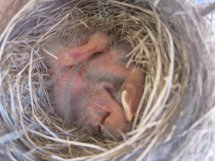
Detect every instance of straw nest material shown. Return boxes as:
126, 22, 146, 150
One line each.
0, 0, 215, 160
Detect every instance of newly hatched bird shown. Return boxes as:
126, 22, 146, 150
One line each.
48, 32, 144, 139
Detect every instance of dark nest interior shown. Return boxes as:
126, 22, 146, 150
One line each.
0, 0, 215, 161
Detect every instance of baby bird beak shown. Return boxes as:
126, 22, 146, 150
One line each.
120, 68, 144, 122
121, 90, 133, 122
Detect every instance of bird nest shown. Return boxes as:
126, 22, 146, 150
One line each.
0, 0, 215, 160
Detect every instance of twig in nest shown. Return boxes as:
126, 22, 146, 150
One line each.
199, 2, 215, 16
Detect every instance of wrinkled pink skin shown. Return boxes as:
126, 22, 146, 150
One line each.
51, 32, 144, 139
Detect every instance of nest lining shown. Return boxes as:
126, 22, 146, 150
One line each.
0, 0, 214, 161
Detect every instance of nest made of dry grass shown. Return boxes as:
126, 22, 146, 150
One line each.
0, 0, 214, 161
